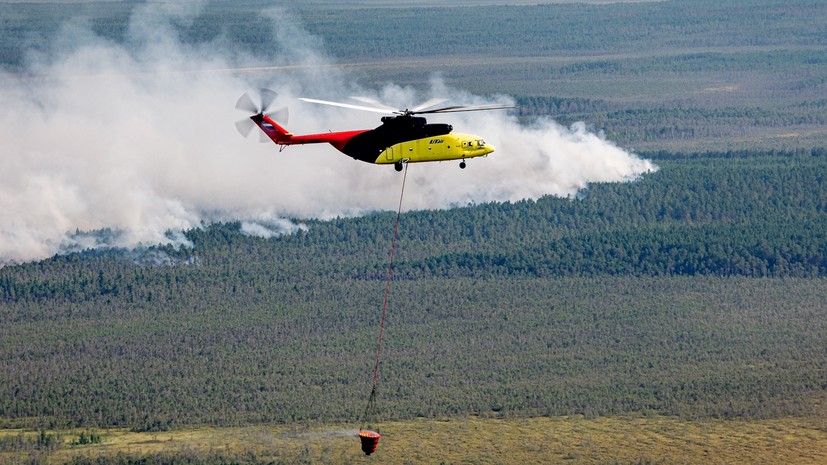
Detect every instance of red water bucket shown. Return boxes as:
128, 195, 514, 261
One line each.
358, 429, 381, 455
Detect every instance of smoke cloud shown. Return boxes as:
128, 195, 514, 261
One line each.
0, 3, 655, 265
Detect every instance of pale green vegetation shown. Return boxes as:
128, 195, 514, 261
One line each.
2, 415, 826, 465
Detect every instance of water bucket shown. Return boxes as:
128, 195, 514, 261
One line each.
358, 429, 381, 455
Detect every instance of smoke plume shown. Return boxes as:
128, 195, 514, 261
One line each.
0, 3, 655, 265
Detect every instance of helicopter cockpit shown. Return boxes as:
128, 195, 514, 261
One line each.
462, 139, 487, 149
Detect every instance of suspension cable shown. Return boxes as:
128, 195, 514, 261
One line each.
370, 163, 408, 392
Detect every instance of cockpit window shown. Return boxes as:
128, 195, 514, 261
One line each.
477, 140, 486, 147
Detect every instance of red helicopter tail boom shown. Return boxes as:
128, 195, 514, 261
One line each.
255, 114, 368, 151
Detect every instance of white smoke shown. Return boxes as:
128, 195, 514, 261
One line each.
0, 3, 655, 265
241, 218, 309, 239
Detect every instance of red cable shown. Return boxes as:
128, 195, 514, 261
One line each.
371, 163, 408, 390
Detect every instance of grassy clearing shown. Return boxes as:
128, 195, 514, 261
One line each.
2, 414, 825, 465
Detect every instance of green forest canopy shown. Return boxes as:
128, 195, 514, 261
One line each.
1, 150, 825, 430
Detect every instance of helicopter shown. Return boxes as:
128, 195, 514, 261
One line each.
235, 89, 513, 171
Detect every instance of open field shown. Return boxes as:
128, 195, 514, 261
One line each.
2, 414, 826, 465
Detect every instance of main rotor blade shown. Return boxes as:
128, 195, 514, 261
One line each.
418, 103, 516, 114
348, 96, 449, 114
299, 97, 396, 114
410, 98, 448, 113
348, 96, 400, 113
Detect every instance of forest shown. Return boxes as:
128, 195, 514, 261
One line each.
1, 0, 826, 464
1, 149, 825, 429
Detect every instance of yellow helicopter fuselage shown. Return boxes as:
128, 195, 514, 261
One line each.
374, 133, 494, 165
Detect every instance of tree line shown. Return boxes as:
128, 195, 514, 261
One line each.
2, 151, 826, 304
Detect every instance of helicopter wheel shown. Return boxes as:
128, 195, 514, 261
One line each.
394, 161, 404, 172
459, 161, 467, 169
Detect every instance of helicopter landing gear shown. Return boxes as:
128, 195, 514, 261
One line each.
459, 161, 467, 169
394, 161, 404, 172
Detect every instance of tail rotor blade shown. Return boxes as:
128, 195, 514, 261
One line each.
259, 129, 272, 143
235, 92, 259, 114
235, 118, 256, 138
236, 88, 281, 115
270, 107, 289, 125
260, 88, 279, 114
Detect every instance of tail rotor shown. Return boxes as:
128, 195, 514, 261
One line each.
235, 88, 288, 142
